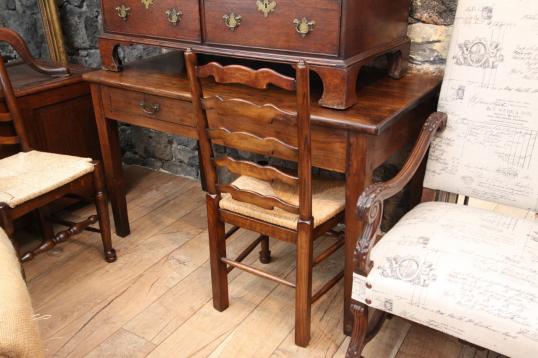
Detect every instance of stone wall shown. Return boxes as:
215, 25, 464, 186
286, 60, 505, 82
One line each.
1, 0, 457, 183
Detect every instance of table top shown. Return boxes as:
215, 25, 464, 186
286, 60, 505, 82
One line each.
5, 61, 89, 97
83, 52, 442, 135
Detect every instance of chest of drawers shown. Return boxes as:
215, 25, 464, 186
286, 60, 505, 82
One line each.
99, 0, 411, 109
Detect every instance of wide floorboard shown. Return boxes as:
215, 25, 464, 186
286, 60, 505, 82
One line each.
21, 166, 523, 357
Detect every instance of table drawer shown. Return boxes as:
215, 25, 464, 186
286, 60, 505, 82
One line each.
102, 0, 201, 42
102, 87, 196, 128
203, 0, 341, 56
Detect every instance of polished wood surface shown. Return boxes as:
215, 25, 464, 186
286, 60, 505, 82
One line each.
83, 51, 441, 336
98, 0, 411, 109
203, 0, 341, 55
21, 166, 515, 357
102, 0, 201, 42
84, 52, 442, 134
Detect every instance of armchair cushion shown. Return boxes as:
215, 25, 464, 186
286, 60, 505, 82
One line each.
352, 202, 538, 358
0, 151, 94, 208
219, 175, 345, 229
0, 229, 44, 358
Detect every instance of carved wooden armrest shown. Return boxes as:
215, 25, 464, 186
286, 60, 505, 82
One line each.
0, 28, 69, 76
354, 112, 447, 275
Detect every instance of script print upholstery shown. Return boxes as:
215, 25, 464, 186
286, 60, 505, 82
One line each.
423, 0, 538, 211
352, 202, 538, 358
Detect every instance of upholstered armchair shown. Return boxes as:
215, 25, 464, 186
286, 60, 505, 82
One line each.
347, 1, 538, 357
0, 228, 44, 358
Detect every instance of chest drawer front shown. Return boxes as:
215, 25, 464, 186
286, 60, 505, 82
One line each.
102, 0, 201, 42
102, 87, 196, 128
203, 0, 341, 56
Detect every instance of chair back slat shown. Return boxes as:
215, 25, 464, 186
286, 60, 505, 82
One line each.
197, 62, 296, 91
215, 156, 299, 187
0, 136, 20, 145
218, 184, 300, 214
208, 128, 299, 161
185, 49, 313, 224
0, 113, 12, 122
423, 0, 538, 211
203, 96, 297, 127
0, 57, 30, 151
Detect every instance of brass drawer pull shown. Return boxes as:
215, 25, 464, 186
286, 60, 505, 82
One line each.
139, 101, 160, 115
223, 13, 242, 31
116, 5, 131, 21
293, 17, 315, 37
166, 8, 183, 25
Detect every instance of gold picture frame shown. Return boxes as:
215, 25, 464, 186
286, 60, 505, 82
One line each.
37, 0, 68, 65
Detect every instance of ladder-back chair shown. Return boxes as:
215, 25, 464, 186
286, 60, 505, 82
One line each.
185, 49, 346, 346
347, 1, 538, 357
0, 28, 116, 264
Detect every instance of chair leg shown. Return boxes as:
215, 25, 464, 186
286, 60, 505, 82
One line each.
93, 162, 117, 263
295, 220, 313, 347
207, 193, 229, 311
346, 303, 369, 358
259, 235, 271, 264
35, 206, 54, 244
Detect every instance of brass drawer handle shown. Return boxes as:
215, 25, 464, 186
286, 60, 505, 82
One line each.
116, 5, 131, 21
223, 13, 242, 31
139, 101, 160, 115
166, 8, 183, 25
293, 17, 315, 37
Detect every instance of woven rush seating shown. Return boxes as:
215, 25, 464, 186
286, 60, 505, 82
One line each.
220, 175, 345, 230
0, 150, 94, 208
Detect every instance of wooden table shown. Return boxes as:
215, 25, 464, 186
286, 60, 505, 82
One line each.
83, 52, 441, 335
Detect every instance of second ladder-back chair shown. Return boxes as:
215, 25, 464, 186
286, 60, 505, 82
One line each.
185, 50, 346, 346
0, 28, 116, 264
347, 1, 538, 357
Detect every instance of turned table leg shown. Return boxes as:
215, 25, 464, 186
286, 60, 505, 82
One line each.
90, 84, 131, 237
343, 133, 372, 335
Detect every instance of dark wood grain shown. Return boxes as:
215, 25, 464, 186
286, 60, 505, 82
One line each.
83, 52, 442, 134
98, 0, 411, 109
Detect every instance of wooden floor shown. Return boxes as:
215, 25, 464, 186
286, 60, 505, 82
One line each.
21, 166, 528, 358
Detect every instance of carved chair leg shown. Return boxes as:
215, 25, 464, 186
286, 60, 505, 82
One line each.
346, 303, 369, 358
207, 193, 229, 311
93, 162, 117, 263
295, 220, 313, 347
259, 235, 271, 264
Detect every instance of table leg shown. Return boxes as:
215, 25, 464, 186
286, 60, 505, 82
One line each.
90, 84, 130, 237
343, 134, 372, 335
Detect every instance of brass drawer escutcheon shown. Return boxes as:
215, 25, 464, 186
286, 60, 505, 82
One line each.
141, 0, 154, 9
256, 0, 276, 17
166, 8, 183, 25
139, 101, 161, 115
293, 17, 315, 37
223, 13, 242, 31
116, 5, 131, 21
